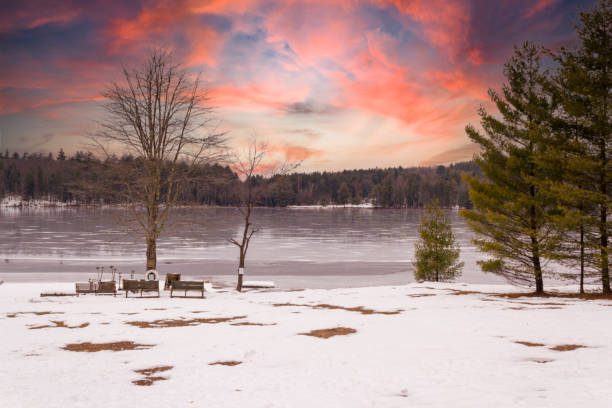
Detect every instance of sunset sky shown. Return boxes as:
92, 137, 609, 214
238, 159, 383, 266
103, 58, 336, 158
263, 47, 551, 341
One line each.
0, 0, 596, 171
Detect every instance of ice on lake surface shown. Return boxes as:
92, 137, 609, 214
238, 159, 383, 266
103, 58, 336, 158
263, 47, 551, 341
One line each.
0, 207, 507, 286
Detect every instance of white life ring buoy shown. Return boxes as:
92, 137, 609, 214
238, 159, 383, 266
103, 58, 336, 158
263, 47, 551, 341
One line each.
145, 270, 158, 281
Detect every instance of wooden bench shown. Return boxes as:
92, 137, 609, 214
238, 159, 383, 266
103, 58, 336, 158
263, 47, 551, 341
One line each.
170, 280, 205, 298
75, 281, 116, 296
96, 281, 117, 296
124, 280, 160, 298
75, 282, 96, 295
164, 273, 181, 290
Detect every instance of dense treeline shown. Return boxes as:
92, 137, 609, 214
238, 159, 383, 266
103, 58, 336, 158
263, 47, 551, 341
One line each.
261, 161, 478, 208
0, 149, 479, 208
462, 0, 611, 294
0, 149, 241, 206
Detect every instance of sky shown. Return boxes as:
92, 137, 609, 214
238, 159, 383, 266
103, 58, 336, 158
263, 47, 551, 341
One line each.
0, 0, 597, 171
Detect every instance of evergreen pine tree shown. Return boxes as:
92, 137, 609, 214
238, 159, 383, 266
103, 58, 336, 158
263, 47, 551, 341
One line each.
535, 107, 599, 293
413, 200, 463, 282
551, 0, 612, 293
337, 182, 350, 205
24, 172, 35, 199
461, 42, 559, 293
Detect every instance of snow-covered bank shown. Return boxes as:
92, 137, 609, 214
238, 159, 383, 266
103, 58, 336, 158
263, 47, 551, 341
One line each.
1, 282, 611, 407
287, 203, 375, 209
0, 195, 77, 209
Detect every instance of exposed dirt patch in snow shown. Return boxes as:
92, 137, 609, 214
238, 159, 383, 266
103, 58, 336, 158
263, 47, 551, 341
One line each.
446, 289, 484, 296
493, 292, 612, 300
132, 365, 173, 386
29, 320, 89, 330
442, 288, 612, 301
406, 294, 436, 298
144, 308, 166, 311
299, 327, 357, 339
209, 361, 242, 366
515, 341, 546, 347
132, 376, 168, 386
62, 341, 155, 352
550, 344, 587, 352
7, 311, 64, 318
272, 303, 402, 315
134, 366, 173, 376
528, 358, 554, 364
126, 316, 246, 328
396, 389, 410, 398
230, 322, 276, 326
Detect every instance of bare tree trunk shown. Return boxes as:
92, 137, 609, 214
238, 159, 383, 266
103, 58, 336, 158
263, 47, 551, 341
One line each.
237, 251, 245, 292
601, 138, 610, 294
531, 226, 544, 293
146, 235, 157, 270
601, 201, 610, 293
533, 253, 544, 294
580, 224, 585, 294
529, 183, 544, 294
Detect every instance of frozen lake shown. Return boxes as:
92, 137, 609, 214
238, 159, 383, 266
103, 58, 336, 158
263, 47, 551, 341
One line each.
0, 207, 506, 287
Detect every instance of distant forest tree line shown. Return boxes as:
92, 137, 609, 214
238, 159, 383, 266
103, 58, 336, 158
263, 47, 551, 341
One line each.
0, 149, 479, 209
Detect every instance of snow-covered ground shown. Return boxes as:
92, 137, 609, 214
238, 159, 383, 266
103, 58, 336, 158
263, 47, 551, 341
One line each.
1, 281, 611, 408
287, 203, 375, 209
0, 195, 76, 208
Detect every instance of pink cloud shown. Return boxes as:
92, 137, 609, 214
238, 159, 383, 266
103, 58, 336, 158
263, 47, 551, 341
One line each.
524, 0, 561, 19
377, 0, 472, 60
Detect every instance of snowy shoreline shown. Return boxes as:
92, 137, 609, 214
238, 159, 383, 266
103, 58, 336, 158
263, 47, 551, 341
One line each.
0, 196, 461, 211
2, 281, 611, 407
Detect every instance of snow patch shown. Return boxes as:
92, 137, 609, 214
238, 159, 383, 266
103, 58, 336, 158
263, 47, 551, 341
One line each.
0, 194, 76, 208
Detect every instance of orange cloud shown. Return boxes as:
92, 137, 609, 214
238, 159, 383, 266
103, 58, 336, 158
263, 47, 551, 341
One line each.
280, 144, 324, 161
424, 70, 488, 100
0, 95, 104, 116
210, 82, 310, 112
266, 144, 325, 161
103, 0, 222, 66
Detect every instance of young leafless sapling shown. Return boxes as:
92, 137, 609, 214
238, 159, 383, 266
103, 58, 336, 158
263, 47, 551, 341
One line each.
229, 138, 299, 291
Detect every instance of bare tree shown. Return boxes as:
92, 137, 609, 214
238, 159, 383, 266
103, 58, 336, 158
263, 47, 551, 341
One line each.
230, 138, 299, 291
94, 49, 226, 271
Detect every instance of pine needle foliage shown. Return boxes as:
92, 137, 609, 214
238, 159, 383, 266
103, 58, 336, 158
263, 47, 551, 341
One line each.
549, 0, 612, 293
413, 201, 463, 282
460, 42, 560, 293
